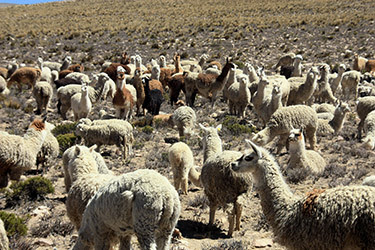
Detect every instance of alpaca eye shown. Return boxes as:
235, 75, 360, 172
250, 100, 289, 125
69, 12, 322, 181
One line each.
245, 155, 253, 161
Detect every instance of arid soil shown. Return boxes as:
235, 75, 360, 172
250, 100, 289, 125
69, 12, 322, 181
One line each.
0, 6, 375, 249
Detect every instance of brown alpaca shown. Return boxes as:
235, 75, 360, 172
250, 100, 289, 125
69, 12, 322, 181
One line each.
365, 60, 375, 76
104, 63, 131, 82
133, 69, 146, 116
113, 81, 134, 120
149, 79, 163, 95
353, 53, 367, 72
120, 52, 131, 65
184, 58, 234, 107
7, 67, 41, 91
167, 74, 185, 106
174, 53, 183, 74
207, 61, 222, 71
0, 67, 8, 79
59, 64, 84, 79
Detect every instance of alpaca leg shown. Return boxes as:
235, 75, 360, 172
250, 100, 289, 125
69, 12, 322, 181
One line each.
94, 237, 112, 250
358, 120, 364, 139
135, 232, 157, 250
235, 202, 243, 231
9, 168, 23, 181
306, 129, 317, 150
119, 235, 132, 250
123, 136, 128, 160
60, 104, 70, 120
227, 206, 235, 237
181, 177, 188, 195
155, 230, 173, 250
73, 237, 93, 250
276, 134, 288, 154
0, 170, 9, 189
208, 204, 218, 226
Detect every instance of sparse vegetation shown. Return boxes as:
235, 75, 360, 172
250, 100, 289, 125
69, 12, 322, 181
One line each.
4, 177, 54, 206
0, 211, 28, 237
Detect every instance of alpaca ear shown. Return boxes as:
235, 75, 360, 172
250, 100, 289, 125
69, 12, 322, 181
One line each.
216, 124, 222, 132
245, 139, 262, 158
75, 146, 81, 155
300, 127, 304, 135
198, 123, 207, 131
89, 145, 97, 152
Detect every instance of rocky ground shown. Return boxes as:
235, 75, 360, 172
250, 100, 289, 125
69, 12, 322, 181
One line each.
0, 20, 375, 250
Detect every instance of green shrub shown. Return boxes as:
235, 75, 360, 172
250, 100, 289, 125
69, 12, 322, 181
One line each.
5, 176, 54, 206
0, 211, 28, 237
142, 125, 154, 134
56, 133, 77, 153
51, 122, 77, 136
222, 116, 256, 135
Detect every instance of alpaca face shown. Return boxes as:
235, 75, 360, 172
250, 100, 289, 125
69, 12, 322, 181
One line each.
231, 152, 259, 173
231, 139, 263, 173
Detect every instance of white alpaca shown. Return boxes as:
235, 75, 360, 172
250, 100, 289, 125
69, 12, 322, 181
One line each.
231, 139, 375, 250
71, 85, 92, 121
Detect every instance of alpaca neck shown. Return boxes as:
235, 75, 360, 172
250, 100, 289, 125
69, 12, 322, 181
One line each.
203, 134, 223, 163
174, 57, 182, 73
199, 57, 206, 67
23, 128, 46, 156
319, 69, 329, 87
288, 140, 307, 158
160, 58, 166, 68
271, 93, 282, 111
152, 69, 160, 80
225, 70, 236, 89
80, 90, 90, 107
253, 152, 297, 227
134, 77, 145, 99
188, 167, 202, 187
216, 62, 232, 84
329, 111, 346, 133
292, 61, 302, 76
248, 69, 259, 83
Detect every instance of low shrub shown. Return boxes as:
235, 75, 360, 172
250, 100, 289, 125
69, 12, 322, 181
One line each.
0, 211, 28, 237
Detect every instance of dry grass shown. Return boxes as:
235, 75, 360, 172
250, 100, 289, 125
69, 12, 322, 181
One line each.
0, 0, 374, 40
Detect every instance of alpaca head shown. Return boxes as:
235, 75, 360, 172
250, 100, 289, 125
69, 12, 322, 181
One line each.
117, 66, 126, 82
239, 75, 250, 87
294, 54, 303, 62
81, 85, 89, 95
198, 123, 222, 151
287, 128, 305, 152
64, 56, 72, 63
231, 139, 263, 173
318, 64, 330, 75
338, 64, 347, 73
334, 101, 351, 116
98, 72, 110, 82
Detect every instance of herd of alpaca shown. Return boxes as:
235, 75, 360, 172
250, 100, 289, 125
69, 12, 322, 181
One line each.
1, 50, 375, 249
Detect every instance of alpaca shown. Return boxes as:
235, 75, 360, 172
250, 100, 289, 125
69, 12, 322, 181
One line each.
199, 123, 252, 237
286, 128, 326, 182
231, 139, 375, 250
184, 58, 235, 107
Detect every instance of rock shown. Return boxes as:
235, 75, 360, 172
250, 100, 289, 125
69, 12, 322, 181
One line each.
253, 238, 273, 248
33, 238, 54, 246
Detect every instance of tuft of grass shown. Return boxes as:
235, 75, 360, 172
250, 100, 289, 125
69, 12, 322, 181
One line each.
0, 211, 28, 237
142, 125, 154, 134
222, 116, 256, 135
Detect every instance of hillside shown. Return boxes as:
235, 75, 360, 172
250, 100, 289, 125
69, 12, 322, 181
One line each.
0, 0, 375, 249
